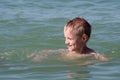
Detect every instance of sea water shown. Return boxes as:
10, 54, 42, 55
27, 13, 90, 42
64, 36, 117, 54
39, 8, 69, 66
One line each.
0, 0, 120, 80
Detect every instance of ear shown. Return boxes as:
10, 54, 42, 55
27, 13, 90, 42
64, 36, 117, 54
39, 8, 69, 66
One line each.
82, 34, 88, 42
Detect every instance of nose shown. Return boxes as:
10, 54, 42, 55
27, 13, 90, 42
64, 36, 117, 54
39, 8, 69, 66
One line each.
65, 38, 68, 44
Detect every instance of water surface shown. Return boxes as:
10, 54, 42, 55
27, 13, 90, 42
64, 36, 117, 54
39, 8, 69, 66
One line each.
0, 0, 120, 80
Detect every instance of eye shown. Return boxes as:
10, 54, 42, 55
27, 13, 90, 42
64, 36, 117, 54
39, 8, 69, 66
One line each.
67, 37, 73, 40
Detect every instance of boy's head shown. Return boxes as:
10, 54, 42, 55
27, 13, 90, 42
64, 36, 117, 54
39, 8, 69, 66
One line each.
64, 17, 92, 52
64, 17, 91, 40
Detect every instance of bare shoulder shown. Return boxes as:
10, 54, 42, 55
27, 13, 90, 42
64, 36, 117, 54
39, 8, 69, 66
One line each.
87, 48, 111, 62
91, 52, 112, 61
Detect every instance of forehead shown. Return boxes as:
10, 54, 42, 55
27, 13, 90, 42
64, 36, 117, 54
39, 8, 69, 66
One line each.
64, 28, 76, 37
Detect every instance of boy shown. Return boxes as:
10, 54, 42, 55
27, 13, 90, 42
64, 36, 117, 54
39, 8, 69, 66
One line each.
64, 17, 110, 61
28, 17, 111, 63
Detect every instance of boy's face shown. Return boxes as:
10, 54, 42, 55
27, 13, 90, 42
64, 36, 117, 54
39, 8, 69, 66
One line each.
64, 28, 84, 52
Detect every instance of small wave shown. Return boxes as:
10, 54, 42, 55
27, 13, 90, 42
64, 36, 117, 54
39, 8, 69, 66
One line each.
0, 50, 29, 62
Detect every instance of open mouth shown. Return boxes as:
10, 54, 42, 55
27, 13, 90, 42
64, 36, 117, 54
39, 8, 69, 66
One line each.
68, 45, 72, 48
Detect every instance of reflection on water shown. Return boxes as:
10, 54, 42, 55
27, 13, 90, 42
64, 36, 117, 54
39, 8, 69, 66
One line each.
67, 70, 90, 80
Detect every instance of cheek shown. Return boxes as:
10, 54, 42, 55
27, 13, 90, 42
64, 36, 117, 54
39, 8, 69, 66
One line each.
75, 39, 82, 46
70, 40, 76, 44
70, 40, 78, 46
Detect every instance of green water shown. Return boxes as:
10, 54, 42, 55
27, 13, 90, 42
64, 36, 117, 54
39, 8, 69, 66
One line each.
0, 0, 120, 80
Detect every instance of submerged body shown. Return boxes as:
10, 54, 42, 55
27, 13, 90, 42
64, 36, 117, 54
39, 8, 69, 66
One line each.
27, 49, 110, 66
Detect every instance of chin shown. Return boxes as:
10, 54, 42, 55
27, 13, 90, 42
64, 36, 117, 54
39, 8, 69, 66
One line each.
68, 48, 74, 51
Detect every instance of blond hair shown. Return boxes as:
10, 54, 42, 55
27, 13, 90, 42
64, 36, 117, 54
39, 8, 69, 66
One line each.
64, 17, 91, 39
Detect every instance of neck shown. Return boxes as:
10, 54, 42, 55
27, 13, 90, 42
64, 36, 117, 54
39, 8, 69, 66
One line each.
73, 46, 88, 54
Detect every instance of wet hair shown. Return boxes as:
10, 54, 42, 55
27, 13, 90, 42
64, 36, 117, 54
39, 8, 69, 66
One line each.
64, 17, 91, 39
